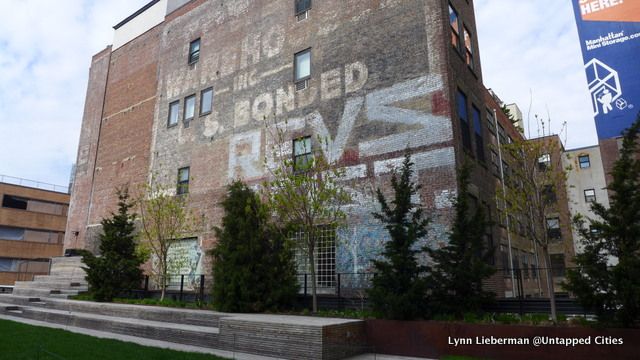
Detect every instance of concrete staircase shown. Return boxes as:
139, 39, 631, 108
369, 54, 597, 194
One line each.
12, 256, 87, 298
0, 294, 367, 359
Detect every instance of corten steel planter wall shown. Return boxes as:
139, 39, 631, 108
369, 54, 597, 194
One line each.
366, 319, 640, 360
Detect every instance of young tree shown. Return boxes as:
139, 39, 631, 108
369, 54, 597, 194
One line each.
565, 116, 640, 327
428, 163, 495, 318
82, 187, 145, 302
500, 135, 567, 322
137, 177, 201, 301
211, 181, 298, 312
367, 154, 430, 320
264, 126, 351, 313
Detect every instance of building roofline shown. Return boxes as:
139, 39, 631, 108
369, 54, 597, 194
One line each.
565, 144, 599, 152
113, 0, 161, 30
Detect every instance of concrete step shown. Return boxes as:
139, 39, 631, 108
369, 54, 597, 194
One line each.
33, 275, 86, 282
0, 295, 222, 328
0, 302, 219, 349
11, 288, 84, 298
14, 280, 87, 289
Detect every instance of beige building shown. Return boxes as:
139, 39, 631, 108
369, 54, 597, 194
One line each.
0, 177, 69, 286
564, 145, 610, 256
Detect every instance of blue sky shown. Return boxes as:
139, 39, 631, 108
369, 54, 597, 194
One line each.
0, 0, 596, 187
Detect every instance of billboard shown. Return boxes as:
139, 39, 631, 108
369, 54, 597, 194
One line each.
573, 0, 640, 139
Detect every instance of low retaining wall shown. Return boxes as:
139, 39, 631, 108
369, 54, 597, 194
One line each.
366, 319, 640, 360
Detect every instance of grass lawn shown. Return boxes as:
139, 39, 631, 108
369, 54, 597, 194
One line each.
0, 319, 226, 360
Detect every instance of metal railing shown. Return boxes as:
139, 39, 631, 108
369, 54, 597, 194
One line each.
0, 174, 68, 193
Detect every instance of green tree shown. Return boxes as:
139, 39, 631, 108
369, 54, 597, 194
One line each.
428, 163, 495, 318
137, 176, 201, 301
367, 154, 430, 320
211, 181, 298, 312
565, 116, 640, 327
500, 134, 567, 322
82, 187, 145, 302
264, 125, 351, 313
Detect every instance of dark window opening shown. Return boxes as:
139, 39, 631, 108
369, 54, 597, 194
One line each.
550, 254, 566, 277
472, 105, 485, 162
177, 167, 190, 195
188, 38, 200, 64
538, 153, 551, 171
449, 4, 460, 50
546, 217, 561, 240
2, 195, 27, 210
463, 26, 474, 69
457, 90, 471, 151
295, 0, 311, 20
293, 136, 312, 171
168, 100, 179, 127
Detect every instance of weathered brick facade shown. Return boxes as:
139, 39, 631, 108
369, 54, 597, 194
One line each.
66, 0, 503, 286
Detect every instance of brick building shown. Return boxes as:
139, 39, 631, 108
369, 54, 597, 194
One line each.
0, 178, 69, 286
66, 0, 556, 297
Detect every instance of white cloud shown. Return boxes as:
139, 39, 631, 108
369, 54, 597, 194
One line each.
0, 0, 149, 188
475, 0, 597, 149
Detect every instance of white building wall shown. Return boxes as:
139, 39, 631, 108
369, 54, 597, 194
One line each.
112, 0, 168, 51
564, 145, 610, 255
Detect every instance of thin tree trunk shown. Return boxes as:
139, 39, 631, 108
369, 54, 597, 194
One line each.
309, 246, 317, 313
542, 247, 558, 323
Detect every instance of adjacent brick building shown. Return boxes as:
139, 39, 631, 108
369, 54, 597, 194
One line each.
66, 0, 573, 297
0, 178, 69, 286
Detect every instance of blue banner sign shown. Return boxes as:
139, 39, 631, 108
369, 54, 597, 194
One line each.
572, 0, 640, 139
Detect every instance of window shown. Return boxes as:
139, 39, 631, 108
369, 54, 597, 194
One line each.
292, 225, 336, 288
550, 254, 566, 277
491, 149, 500, 176
184, 94, 196, 124
167, 101, 180, 127
578, 155, 591, 169
293, 136, 312, 171
538, 153, 551, 171
188, 38, 200, 64
294, 49, 311, 90
200, 88, 213, 115
463, 26, 474, 69
530, 254, 537, 279
584, 189, 596, 203
177, 167, 190, 195
500, 245, 510, 277
472, 106, 485, 162
456, 90, 471, 151
546, 217, 561, 240
497, 124, 507, 145
521, 251, 529, 279
2, 195, 27, 210
295, 0, 311, 20
486, 111, 496, 134
542, 185, 557, 204
2, 195, 65, 215
0, 226, 62, 244
449, 5, 460, 49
